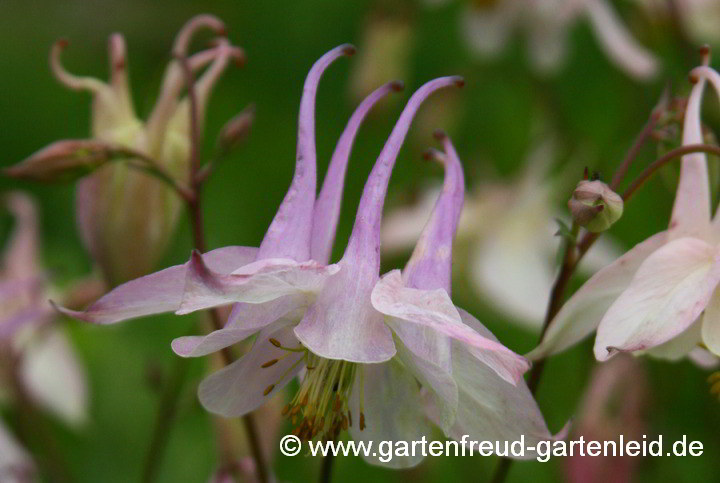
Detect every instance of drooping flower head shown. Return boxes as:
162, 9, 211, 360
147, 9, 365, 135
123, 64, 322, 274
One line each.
28, 15, 244, 284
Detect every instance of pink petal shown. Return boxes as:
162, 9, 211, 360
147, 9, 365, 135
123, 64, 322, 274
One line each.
198, 320, 304, 417
372, 270, 528, 384
56, 246, 257, 324
171, 294, 307, 357
177, 253, 339, 315
3, 193, 40, 279
311, 80, 401, 264
643, 317, 702, 361
0, 420, 35, 481
293, 262, 396, 363
527, 231, 668, 361
594, 237, 720, 360
258, 45, 355, 261
294, 78, 463, 364
402, 133, 465, 294
702, 289, 720, 357
668, 72, 711, 241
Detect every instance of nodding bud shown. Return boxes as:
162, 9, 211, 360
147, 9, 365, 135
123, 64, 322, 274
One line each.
6, 140, 113, 182
216, 104, 255, 153
172, 14, 227, 58
568, 180, 624, 233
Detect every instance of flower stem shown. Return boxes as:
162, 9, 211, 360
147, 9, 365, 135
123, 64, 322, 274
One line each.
140, 52, 269, 483
490, 107, 675, 483
319, 452, 335, 483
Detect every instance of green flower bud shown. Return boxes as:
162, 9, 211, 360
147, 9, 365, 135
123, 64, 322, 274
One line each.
568, 180, 623, 233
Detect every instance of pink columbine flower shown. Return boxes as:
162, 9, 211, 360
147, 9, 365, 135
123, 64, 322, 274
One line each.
58, 45, 557, 467
528, 59, 720, 364
33, 15, 243, 284
1, 193, 88, 427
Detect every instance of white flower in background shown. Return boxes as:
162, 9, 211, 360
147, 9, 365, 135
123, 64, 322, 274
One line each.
426, 0, 659, 80
0, 192, 88, 427
382, 140, 620, 329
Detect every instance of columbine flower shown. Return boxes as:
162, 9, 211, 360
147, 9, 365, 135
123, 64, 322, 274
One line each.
527, 60, 720, 364
57, 44, 553, 466
19, 15, 243, 284
382, 140, 620, 329
0, 192, 88, 426
455, 0, 658, 80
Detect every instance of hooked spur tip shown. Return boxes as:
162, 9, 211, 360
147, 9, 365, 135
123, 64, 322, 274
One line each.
341, 44, 357, 56
55, 38, 70, 50
389, 80, 405, 92
452, 76, 465, 88
689, 72, 700, 85
433, 129, 447, 141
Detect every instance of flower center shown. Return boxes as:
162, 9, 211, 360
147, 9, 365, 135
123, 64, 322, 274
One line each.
261, 340, 364, 441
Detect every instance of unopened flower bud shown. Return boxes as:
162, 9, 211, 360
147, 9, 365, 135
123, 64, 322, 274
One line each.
568, 180, 623, 233
216, 104, 254, 155
5, 140, 112, 182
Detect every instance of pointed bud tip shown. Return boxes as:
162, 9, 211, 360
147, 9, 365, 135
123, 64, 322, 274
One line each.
390, 80, 405, 92
341, 44, 356, 56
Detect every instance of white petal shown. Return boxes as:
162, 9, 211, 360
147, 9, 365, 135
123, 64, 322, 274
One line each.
527, 231, 668, 360
198, 319, 304, 417
594, 237, 720, 360
348, 360, 432, 469
446, 313, 563, 453
643, 317, 702, 361
20, 328, 88, 426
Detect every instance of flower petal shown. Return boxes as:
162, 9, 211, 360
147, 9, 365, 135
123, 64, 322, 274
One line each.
643, 317, 702, 361
198, 319, 304, 417
688, 347, 720, 369
594, 237, 720, 360
527, 231, 668, 361
584, 0, 658, 80
348, 360, 432, 468
668, 72, 711, 241
258, 45, 355, 261
702, 288, 720, 357
394, 339, 458, 434
171, 294, 307, 357
403, 133, 464, 293
443, 313, 564, 454
56, 246, 257, 324
177, 253, 339, 315
4, 192, 41, 279
20, 328, 88, 426
294, 263, 396, 363
373, 271, 529, 384
311, 81, 401, 264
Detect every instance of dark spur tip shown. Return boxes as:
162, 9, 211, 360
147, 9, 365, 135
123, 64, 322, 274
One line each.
341, 44, 357, 56
389, 80, 405, 92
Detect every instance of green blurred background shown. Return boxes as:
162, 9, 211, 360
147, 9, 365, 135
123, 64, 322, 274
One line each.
1, 0, 719, 481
